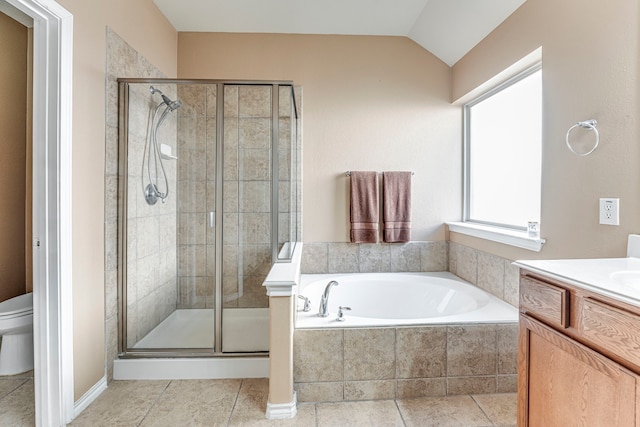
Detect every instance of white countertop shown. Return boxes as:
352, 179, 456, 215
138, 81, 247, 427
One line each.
514, 257, 640, 308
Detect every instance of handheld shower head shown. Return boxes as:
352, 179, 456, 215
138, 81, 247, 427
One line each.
161, 94, 182, 111
150, 86, 181, 111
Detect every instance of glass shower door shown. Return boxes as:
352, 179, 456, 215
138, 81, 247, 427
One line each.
220, 84, 273, 352
174, 83, 217, 349
118, 79, 298, 356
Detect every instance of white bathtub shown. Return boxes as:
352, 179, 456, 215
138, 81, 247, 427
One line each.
296, 272, 518, 328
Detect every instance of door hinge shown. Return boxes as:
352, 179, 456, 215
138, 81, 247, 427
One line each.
33, 238, 41, 247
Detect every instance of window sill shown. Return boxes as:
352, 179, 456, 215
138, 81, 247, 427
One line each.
447, 221, 545, 252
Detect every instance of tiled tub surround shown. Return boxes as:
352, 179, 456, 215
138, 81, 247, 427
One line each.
301, 241, 519, 309
295, 241, 519, 402
297, 272, 518, 328
301, 241, 449, 274
293, 324, 518, 402
448, 241, 520, 308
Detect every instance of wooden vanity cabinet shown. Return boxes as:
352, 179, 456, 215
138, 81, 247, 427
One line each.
518, 271, 640, 427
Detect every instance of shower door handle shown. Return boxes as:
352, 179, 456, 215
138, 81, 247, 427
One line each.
208, 212, 215, 228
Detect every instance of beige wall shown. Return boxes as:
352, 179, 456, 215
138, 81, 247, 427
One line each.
55, 0, 177, 400
178, 33, 461, 243
452, 0, 639, 260
43, 0, 640, 402
0, 12, 28, 303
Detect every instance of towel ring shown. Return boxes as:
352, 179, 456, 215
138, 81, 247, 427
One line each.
566, 119, 599, 156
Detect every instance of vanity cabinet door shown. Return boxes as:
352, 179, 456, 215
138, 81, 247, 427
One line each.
519, 315, 639, 427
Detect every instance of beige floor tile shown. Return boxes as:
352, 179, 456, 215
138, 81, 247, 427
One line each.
65, 376, 517, 427
396, 395, 492, 427
0, 379, 35, 427
230, 403, 316, 427
228, 378, 269, 423
228, 379, 316, 426
316, 400, 404, 427
472, 393, 517, 426
0, 370, 33, 380
0, 378, 29, 400
70, 380, 170, 427
140, 379, 242, 426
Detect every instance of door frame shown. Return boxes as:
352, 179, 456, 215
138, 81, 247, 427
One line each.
4, 0, 74, 425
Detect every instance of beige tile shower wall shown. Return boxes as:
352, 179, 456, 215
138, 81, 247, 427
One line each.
222, 86, 273, 309
278, 86, 292, 249
277, 85, 303, 250
293, 324, 517, 402
448, 242, 519, 308
105, 29, 177, 379
176, 84, 216, 309
125, 81, 178, 347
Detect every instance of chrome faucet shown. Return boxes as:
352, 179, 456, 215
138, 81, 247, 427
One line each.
336, 306, 351, 322
318, 280, 339, 317
297, 294, 311, 312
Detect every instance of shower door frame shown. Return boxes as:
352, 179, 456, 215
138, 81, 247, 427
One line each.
117, 78, 299, 358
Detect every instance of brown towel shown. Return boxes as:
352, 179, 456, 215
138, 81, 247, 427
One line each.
350, 171, 379, 243
383, 172, 412, 243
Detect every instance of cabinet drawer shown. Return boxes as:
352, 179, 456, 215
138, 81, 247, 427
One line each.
581, 298, 640, 368
520, 276, 569, 328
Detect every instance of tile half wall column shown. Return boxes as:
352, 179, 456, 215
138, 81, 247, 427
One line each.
262, 242, 303, 419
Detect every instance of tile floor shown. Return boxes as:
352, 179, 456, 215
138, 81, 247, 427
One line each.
1, 375, 516, 427
0, 370, 35, 426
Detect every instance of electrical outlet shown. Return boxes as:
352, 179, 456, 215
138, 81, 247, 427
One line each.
599, 198, 620, 225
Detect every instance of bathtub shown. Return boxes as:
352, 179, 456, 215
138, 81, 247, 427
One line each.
296, 272, 518, 328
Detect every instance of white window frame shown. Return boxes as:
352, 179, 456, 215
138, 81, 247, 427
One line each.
448, 62, 545, 252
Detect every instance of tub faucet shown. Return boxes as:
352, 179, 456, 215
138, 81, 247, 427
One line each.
297, 295, 311, 312
318, 280, 339, 317
336, 306, 351, 322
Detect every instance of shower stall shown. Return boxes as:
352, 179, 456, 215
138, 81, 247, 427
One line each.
117, 79, 301, 357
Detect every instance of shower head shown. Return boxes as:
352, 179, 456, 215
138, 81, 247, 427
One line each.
161, 94, 182, 111
150, 86, 182, 111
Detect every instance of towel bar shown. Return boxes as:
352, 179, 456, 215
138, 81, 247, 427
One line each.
345, 171, 414, 177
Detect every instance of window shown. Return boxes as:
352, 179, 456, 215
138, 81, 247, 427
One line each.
464, 64, 542, 232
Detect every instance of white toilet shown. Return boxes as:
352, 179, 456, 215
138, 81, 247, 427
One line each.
0, 292, 34, 375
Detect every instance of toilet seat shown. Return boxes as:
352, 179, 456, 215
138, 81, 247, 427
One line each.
0, 293, 33, 317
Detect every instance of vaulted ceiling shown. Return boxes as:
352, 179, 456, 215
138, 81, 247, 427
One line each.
154, 0, 526, 66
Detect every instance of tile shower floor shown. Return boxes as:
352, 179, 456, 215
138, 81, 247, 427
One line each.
1, 375, 516, 426
132, 309, 270, 352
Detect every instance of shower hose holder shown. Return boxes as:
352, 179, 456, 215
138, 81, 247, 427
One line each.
144, 183, 160, 205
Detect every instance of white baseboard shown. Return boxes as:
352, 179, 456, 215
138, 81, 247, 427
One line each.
113, 357, 269, 380
266, 392, 297, 419
73, 375, 107, 419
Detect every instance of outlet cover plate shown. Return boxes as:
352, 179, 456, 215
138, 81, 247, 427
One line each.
599, 198, 620, 226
